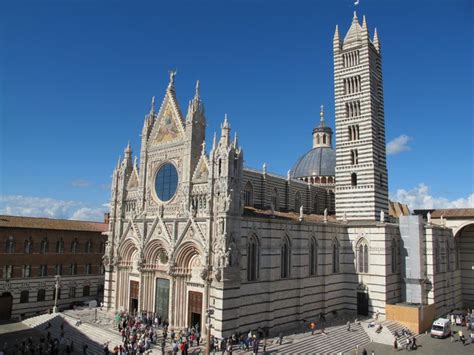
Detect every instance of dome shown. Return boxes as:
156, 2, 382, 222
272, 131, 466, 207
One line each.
291, 146, 336, 178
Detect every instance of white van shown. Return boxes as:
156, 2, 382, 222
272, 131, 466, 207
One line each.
431, 318, 451, 338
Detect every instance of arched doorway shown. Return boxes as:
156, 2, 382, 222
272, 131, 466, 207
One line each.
455, 223, 474, 308
0, 292, 13, 320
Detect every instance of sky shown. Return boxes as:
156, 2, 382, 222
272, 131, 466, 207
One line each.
0, 0, 473, 221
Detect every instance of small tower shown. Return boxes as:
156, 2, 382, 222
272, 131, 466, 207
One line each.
333, 13, 388, 221
312, 105, 333, 148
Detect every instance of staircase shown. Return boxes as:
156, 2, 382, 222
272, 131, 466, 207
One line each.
269, 322, 371, 354
382, 320, 418, 348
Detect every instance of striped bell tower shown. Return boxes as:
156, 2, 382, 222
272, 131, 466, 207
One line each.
333, 12, 388, 221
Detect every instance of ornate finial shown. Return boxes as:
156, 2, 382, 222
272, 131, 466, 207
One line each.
263, 163, 267, 174
168, 69, 177, 86
195, 80, 200, 98
125, 141, 131, 154
353, 11, 358, 20
223, 113, 229, 128
320, 104, 325, 127
233, 132, 238, 148
323, 208, 328, 223
427, 211, 431, 224
150, 96, 155, 114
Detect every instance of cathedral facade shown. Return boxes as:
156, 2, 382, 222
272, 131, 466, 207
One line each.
103, 13, 466, 337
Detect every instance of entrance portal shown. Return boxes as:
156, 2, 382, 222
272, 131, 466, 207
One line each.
357, 291, 369, 316
155, 278, 170, 322
129, 280, 139, 314
188, 291, 203, 329
0, 292, 13, 320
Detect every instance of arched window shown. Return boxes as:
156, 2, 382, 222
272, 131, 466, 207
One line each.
85, 240, 93, 253
351, 173, 357, 186
56, 239, 64, 253
391, 239, 398, 273
281, 236, 291, 278
357, 239, 369, 273
316, 135, 320, 144
294, 191, 302, 211
244, 182, 253, 207
20, 290, 29, 303
323, 135, 327, 144
23, 265, 31, 277
5, 236, 15, 253
332, 239, 340, 273
247, 235, 259, 281
271, 188, 279, 211
24, 238, 33, 254
71, 239, 79, 253
40, 238, 48, 254
83, 285, 90, 297
37, 289, 46, 302
70, 263, 77, 275
309, 237, 318, 276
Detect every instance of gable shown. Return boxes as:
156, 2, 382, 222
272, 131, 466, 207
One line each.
192, 154, 209, 182
149, 91, 185, 147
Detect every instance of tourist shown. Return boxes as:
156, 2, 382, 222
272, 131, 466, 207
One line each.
310, 322, 316, 335
278, 332, 284, 344
346, 321, 351, 331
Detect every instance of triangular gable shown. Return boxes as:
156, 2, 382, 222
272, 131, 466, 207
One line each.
192, 154, 209, 182
149, 89, 185, 146
343, 18, 363, 46
127, 168, 139, 189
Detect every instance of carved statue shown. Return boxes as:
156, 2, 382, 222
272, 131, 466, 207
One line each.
427, 211, 431, 224
299, 205, 304, 221
380, 210, 385, 223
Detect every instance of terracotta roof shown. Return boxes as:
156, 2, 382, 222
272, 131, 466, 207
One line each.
243, 207, 337, 223
389, 201, 410, 218
0, 215, 108, 232
430, 209, 474, 218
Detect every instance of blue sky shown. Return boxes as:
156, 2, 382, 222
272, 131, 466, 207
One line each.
0, 0, 472, 221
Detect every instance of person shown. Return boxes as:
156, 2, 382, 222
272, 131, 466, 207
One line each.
362, 348, 367, 355
460, 332, 466, 345
310, 322, 316, 335
375, 324, 383, 334
393, 337, 398, 350
302, 319, 307, 333
103, 343, 110, 355
411, 337, 417, 350
368, 321, 375, 328
405, 337, 410, 350
161, 338, 166, 354
278, 332, 283, 345
347, 321, 351, 331
375, 310, 379, 320
470, 332, 474, 343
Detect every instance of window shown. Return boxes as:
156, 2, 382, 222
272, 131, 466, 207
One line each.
247, 235, 259, 281
70, 264, 77, 275
6, 236, 15, 253
351, 173, 357, 186
391, 240, 398, 273
20, 290, 29, 303
348, 125, 359, 141
55, 264, 63, 276
53, 288, 61, 300
357, 239, 369, 273
37, 289, 46, 302
271, 188, 279, 211
332, 239, 340, 273
281, 236, 291, 278
56, 239, 64, 253
83, 285, 90, 297
71, 239, 79, 253
309, 238, 318, 276
39, 265, 48, 277
3, 265, 12, 279
350, 149, 358, 165
40, 238, 48, 253
85, 264, 91, 275
345, 100, 361, 118
244, 182, 253, 207
24, 238, 33, 254
68, 287, 76, 299
22, 265, 31, 278
155, 163, 179, 201
294, 191, 302, 211
85, 240, 93, 253
343, 50, 360, 68
343, 75, 361, 95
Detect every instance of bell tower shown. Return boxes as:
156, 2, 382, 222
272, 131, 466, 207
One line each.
333, 13, 388, 220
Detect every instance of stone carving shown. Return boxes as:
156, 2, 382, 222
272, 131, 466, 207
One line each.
299, 205, 304, 221
380, 210, 385, 223
324, 208, 328, 222
427, 212, 431, 224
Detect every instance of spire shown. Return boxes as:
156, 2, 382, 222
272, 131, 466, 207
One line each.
212, 132, 217, 150
195, 80, 200, 100
362, 15, 367, 29
233, 132, 238, 148
373, 27, 380, 52
353, 11, 358, 22
333, 24, 340, 43
319, 104, 325, 127
124, 141, 132, 156
150, 96, 155, 115
220, 114, 231, 145
222, 113, 229, 129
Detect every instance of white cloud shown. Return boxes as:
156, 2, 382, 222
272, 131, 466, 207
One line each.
71, 179, 92, 188
0, 195, 109, 222
387, 134, 412, 155
390, 183, 474, 211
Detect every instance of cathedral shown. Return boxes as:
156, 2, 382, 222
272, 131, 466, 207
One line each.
102, 13, 468, 337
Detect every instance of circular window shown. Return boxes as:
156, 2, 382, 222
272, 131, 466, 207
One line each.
155, 163, 178, 202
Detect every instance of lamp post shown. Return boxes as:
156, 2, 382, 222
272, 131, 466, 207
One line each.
53, 275, 60, 313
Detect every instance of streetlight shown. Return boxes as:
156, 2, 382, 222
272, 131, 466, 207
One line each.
53, 275, 60, 313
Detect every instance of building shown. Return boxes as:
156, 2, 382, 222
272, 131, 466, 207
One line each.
0, 215, 108, 320
102, 13, 472, 337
